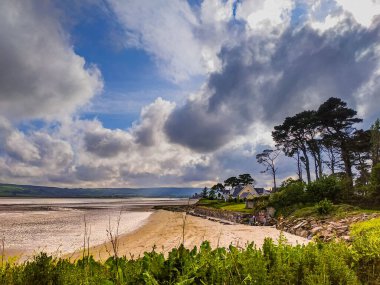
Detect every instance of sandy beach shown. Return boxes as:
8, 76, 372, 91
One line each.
0, 198, 194, 261
69, 210, 309, 261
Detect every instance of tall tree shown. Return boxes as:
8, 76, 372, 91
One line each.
293, 110, 324, 180
238, 174, 255, 186
224, 177, 240, 189
208, 188, 216, 200
201, 187, 208, 198
370, 118, 380, 167
256, 148, 281, 190
211, 183, 225, 196
273, 113, 313, 183
350, 129, 371, 187
295, 148, 303, 181
322, 134, 341, 175
317, 97, 362, 187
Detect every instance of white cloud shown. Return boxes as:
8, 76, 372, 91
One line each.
0, 0, 103, 122
107, 0, 204, 82
236, 0, 294, 33
335, 0, 380, 27
0, 118, 40, 163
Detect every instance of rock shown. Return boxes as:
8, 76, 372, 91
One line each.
310, 226, 323, 234
341, 236, 351, 242
293, 221, 307, 230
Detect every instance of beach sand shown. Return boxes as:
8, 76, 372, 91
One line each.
69, 210, 309, 261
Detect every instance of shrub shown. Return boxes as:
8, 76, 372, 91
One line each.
269, 180, 307, 208
306, 175, 343, 203
315, 199, 333, 215
351, 217, 380, 284
252, 195, 269, 211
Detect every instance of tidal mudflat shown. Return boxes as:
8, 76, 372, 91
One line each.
0, 198, 191, 258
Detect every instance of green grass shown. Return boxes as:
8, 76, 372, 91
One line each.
350, 217, 380, 237
197, 199, 252, 213
284, 203, 380, 220
219, 203, 252, 213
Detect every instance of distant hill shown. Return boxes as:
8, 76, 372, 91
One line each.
0, 183, 200, 198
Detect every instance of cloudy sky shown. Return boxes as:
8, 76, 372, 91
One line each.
0, 0, 379, 188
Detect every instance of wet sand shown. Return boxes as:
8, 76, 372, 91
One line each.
69, 210, 309, 261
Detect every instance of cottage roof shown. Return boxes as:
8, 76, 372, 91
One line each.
232, 185, 244, 197
232, 184, 256, 197
255, 188, 265, 194
240, 192, 254, 199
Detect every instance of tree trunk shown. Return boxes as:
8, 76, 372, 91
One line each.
273, 173, 277, 191
341, 142, 353, 188
328, 147, 336, 174
316, 147, 323, 178
301, 147, 311, 184
296, 150, 303, 181
314, 156, 319, 180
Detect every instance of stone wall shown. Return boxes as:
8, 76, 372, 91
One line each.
189, 206, 251, 224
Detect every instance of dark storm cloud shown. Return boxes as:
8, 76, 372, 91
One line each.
165, 18, 380, 152
75, 164, 117, 181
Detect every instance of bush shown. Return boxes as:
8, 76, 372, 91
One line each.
269, 180, 307, 208
315, 199, 333, 215
306, 175, 343, 203
351, 217, 380, 284
252, 195, 269, 211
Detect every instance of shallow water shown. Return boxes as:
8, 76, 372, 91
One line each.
0, 198, 190, 256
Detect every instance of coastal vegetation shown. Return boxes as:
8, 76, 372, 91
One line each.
271, 98, 380, 203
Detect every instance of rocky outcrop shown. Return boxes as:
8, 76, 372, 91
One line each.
277, 213, 380, 242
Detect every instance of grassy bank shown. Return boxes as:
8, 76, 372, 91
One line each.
1, 230, 379, 285
283, 204, 380, 220
196, 199, 252, 213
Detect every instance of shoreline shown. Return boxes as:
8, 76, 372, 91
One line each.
68, 210, 309, 261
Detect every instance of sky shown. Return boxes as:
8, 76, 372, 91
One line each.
0, 0, 379, 188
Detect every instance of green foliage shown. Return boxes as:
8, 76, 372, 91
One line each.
2, 234, 380, 284
238, 173, 255, 186
370, 118, 380, 166
350, 217, 380, 284
201, 187, 208, 199
219, 203, 252, 213
252, 195, 270, 212
315, 199, 333, 215
370, 163, 380, 196
286, 204, 378, 220
306, 175, 343, 203
269, 180, 307, 208
224, 176, 240, 188
208, 188, 216, 200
